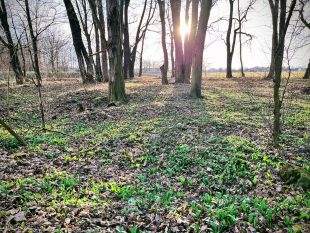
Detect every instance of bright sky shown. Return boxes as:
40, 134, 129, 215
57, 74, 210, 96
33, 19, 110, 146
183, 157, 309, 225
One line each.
141, 0, 310, 69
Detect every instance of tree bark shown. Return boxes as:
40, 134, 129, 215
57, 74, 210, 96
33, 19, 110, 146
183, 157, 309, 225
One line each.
97, 0, 109, 82
266, 0, 279, 80
123, 0, 131, 79
106, 0, 127, 103
0, 0, 23, 84
157, 0, 169, 85
170, 0, 185, 83
226, 0, 234, 79
138, 31, 146, 77
184, 0, 199, 83
64, 0, 94, 83
237, 0, 245, 77
89, 0, 103, 82
272, 0, 297, 144
304, 59, 310, 79
190, 0, 212, 98
128, 0, 155, 78
0, 119, 26, 146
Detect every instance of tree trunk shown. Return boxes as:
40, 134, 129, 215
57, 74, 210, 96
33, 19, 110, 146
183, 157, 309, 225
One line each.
272, 0, 296, 144
123, 0, 131, 79
226, 0, 234, 79
184, 0, 199, 83
64, 0, 94, 83
0, 119, 26, 146
266, 0, 279, 80
303, 59, 309, 79
0, 0, 23, 84
25, 0, 46, 129
157, 0, 169, 85
237, 0, 245, 77
138, 31, 146, 77
170, 0, 185, 83
167, 11, 175, 78
97, 0, 109, 82
106, 0, 127, 103
89, 0, 103, 82
190, 0, 212, 98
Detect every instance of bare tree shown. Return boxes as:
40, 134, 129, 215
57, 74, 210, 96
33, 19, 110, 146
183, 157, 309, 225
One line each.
88, 0, 104, 82
123, 0, 131, 78
269, 0, 297, 144
128, 0, 156, 78
157, 0, 169, 85
225, 0, 238, 79
190, 0, 213, 98
167, 7, 175, 78
106, 0, 126, 103
236, 0, 255, 78
64, 0, 95, 83
184, 0, 199, 83
42, 30, 69, 73
0, 0, 23, 84
170, 0, 185, 83
299, 0, 309, 79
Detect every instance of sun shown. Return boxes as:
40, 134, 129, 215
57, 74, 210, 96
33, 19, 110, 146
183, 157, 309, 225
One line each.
180, 23, 190, 41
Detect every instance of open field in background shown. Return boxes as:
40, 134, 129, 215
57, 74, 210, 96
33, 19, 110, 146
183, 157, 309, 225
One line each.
0, 75, 309, 232
0, 71, 306, 85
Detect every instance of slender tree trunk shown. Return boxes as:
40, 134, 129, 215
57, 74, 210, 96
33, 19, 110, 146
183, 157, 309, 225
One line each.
190, 0, 212, 98
157, 0, 169, 85
89, 1, 103, 82
266, 0, 279, 80
184, 0, 199, 83
138, 31, 146, 77
167, 11, 175, 78
25, 0, 46, 129
303, 59, 309, 79
272, 0, 296, 144
64, 0, 94, 83
123, 0, 131, 79
106, 0, 127, 103
0, 119, 26, 146
97, 0, 109, 82
226, 0, 234, 79
170, 0, 185, 83
0, 0, 23, 84
237, 0, 245, 77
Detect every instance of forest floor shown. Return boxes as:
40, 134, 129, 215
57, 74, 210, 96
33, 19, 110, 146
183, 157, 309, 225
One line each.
0, 75, 309, 232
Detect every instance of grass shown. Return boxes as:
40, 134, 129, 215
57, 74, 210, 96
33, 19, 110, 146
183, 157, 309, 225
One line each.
0, 75, 309, 232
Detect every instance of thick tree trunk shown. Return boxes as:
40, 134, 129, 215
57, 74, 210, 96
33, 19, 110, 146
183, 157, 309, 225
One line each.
64, 0, 94, 83
170, 0, 185, 83
190, 0, 212, 98
184, 0, 199, 83
123, 0, 131, 79
106, 0, 127, 103
0, 0, 23, 84
157, 0, 169, 85
303, 59, 309, 79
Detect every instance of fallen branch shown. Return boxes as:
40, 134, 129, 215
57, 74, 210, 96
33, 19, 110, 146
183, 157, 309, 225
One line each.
0, 119, 26, 146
